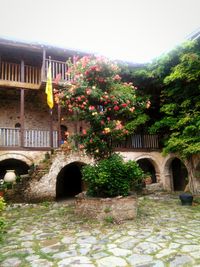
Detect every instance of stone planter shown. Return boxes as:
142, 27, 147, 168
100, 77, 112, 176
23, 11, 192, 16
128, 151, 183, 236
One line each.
75, 193, 138, 222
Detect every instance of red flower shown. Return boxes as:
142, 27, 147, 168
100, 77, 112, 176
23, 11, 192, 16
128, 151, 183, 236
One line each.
82, 129, 87, 135
113, 74, 121, 81
89, 106, 95, 111
121, 103, 127, 108
86, 88, 92, 95
114, 106, 120, 111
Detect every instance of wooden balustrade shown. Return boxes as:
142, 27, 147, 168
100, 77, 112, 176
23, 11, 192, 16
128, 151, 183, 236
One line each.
0, 128, 58, 148
0, 128, 160, 150
24, 65, 41, 84
0, 128, 20, 146
44, 59, 71, 81
0, 61, 41, 85
114, 134, 160, 150
0, 62, 21, 82
0, 59, 71, 87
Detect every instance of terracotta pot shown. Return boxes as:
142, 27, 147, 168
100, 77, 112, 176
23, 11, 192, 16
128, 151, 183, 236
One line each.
145, 177, 152, 185
0, 191, 4, 197
4, 170, 16, 183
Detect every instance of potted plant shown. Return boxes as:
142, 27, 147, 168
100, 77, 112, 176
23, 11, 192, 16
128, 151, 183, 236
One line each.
81, 153, 144, 198
144, 173, 152, 185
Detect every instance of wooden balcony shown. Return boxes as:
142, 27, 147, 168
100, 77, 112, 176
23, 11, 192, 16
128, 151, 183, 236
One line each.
0, 58, 71, 90
0, 61, 41, 89
114, 134, 161, 150
0, 128, 58, 149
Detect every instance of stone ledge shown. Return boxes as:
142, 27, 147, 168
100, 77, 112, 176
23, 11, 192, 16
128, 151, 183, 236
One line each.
75, 194, 138, 221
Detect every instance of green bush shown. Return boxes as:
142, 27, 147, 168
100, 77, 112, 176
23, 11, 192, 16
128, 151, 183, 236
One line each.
0, 197, 6, 212
0, 197, 6, 240
82, 153, 144, 197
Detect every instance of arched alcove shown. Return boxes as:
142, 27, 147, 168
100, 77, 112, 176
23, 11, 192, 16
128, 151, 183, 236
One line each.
56, 161, 85, 200
0, 158, 29, 180
137, 158, 157, 183
171, 158, 188, 191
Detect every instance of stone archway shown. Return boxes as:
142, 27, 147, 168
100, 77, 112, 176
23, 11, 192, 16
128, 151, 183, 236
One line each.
0, 153, 33, 166
137, 158, 157, 183
56, 161, 85, 199
163, 156, 188, 191
0, 158, 30, 179
134, 154, 161, 184
172, 158, 188, 191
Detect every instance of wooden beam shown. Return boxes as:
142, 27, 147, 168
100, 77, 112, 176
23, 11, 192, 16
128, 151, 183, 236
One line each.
0, 80, 41, 89
21, 60, 25, 82
41, 49, 46, 81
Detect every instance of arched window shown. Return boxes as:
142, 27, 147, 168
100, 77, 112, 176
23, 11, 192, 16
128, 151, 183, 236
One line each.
15, 123, 21, 128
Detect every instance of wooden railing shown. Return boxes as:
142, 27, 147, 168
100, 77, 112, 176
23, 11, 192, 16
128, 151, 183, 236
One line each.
24, 65, 41, 84
44, 59, 72, 81
0, 62, 21, 82
0, 59, 71, 86
0, 61, 41, 84
114, 134, 160, 150
0, 128, 160, 150
0, 128, 20, 146
0, 128, 58, 148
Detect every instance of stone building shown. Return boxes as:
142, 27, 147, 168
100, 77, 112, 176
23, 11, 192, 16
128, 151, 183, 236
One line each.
0, 37, 198, 202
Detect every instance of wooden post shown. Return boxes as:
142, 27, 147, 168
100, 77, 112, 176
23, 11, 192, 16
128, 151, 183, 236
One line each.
49, 109, 53, 148
41, 49, 46, 81
58, 104, 61, 147
20, 89, 25, 147
21, 60, 25, 82
20, 60, 25, 147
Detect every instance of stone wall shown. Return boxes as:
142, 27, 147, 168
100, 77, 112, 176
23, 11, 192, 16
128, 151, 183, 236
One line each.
24, 151, 93, 202
0, 89, 81, 134
75, 194, 138, 221
0, 150, 47, 166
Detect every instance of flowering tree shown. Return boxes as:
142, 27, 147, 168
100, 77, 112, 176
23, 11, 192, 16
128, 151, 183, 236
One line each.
55, 56, 149, 160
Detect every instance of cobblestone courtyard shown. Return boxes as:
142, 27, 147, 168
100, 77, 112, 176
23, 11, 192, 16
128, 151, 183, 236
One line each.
1, 194, 200, 267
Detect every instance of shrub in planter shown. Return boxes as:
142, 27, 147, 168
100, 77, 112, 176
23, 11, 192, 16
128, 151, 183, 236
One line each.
82, 153, 144, 197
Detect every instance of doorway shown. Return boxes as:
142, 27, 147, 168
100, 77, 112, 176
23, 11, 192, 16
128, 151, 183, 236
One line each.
56, 162, 84, 200
171, 158, 188, 191
137, 158, 157, 183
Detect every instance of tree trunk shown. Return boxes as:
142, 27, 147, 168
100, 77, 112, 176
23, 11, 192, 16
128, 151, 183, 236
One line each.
185, 155, 200, 194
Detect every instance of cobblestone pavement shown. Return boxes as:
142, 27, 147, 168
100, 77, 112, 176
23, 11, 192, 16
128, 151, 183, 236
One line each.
1, 193, 200, 267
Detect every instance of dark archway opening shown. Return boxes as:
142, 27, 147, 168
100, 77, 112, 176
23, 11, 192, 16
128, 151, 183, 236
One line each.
56, 162, 84, 200
171, 158, 188, 191
137, 158, 157, 183
0, 159, 29, 180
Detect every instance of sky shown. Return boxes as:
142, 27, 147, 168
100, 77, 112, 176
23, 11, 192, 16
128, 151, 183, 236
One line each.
0, 0, 200, 63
